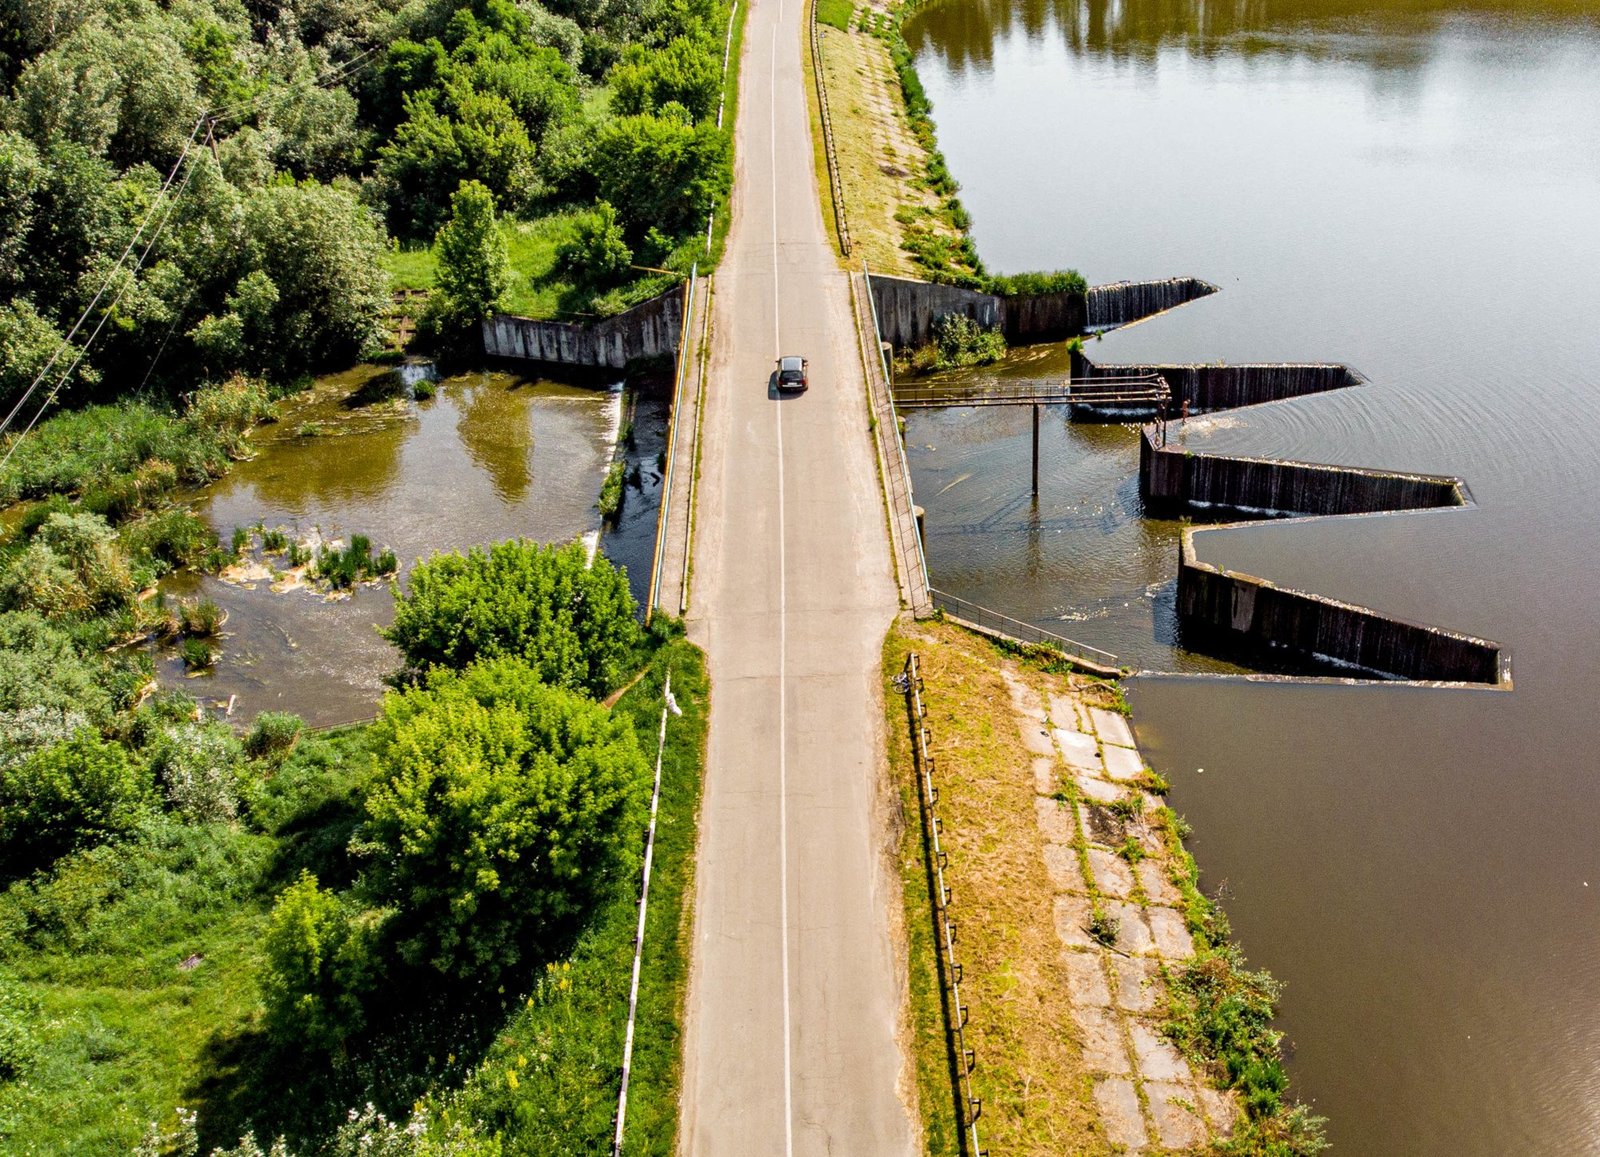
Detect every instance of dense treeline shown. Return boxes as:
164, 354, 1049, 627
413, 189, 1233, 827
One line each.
0, 0, 734, 419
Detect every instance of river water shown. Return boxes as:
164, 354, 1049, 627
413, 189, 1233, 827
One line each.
158, 365, 666, 727
905, 1, 1600, 1151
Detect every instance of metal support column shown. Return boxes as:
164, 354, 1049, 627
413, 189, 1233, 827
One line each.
1031, 403, 1040, 496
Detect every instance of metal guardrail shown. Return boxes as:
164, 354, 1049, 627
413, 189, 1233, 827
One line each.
810, 2, 852, 256
646, 267, 698, 622
892, 376, 1168, 410
899, 653, 986, 1157
858, 261, 931, 612
930, 587, 1122, 673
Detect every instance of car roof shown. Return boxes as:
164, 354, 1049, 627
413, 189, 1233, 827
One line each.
779, 355, 804, 370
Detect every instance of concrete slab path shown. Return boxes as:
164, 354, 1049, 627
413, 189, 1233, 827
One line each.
677, 0, 914, 1153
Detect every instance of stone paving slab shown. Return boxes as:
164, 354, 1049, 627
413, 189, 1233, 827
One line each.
1032, 755, 1057, 794
1035, 796, 1078, 843
1019, 721, 1055, 757
1113, 955, 1164, 1014
1130, 1022, 1194, 1083
1075, 773, 1123, 805
1054, 726, 1102, 771
1094, 1077, 1149, 1150
1090, 706, 1137, 749
1049, 692, 1089, 732
1148, 905, 1197, 959
1136, 859, 1182, 905
1053, 892, 1098, 950
1087, 847, 1137, 899
1106, 899, 1155, 955
1072, 1004, 1132, 1075
1104, 742, 1145, 781
1042, 842, 1087, 890
1146, 1080, 1212, 1149
1064, 948, 1112, 1008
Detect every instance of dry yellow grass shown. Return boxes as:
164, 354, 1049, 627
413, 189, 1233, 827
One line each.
808, 17, 961, 273
884, 619, 1114, 1156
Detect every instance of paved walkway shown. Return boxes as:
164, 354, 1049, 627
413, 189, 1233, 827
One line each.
677, 0, 916, 1153
1005, 671, 1239, 1151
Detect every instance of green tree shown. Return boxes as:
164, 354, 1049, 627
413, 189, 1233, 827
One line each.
0, 131, 42, 293
0, 729, 151, 877
432, 179, 509, 325
608, 35, 721, 121
385, 538, 641, 696
356, 657, 649, 979
557, 199, 631, 286
238, 181, 390, 376
591, 109, 730, 239
261, 871, 385, 1053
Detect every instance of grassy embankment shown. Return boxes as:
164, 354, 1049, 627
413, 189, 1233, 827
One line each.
883, 619, 1109, 1156
805, 0, 972, 276
0, 637, 709, 1155
883, 618, 1328, 1155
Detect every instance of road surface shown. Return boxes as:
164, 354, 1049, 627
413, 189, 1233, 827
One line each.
678, 0, 917, 1152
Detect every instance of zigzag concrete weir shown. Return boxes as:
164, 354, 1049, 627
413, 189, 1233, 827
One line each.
874, 275, 1510, 687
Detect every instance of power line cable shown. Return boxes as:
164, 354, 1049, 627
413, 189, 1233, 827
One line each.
0, 119, 206, 439
0, 138, 204, 474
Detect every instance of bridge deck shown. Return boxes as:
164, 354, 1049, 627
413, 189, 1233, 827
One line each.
892, 375, 1170, 410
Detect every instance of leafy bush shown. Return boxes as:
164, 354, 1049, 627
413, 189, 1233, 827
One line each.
431, 180, 511, 328
117, 508, 218, 575
597, 459, 626, 521
151, 722, 246, 823
261, 871, 386, 1053
983, 269, 1087, 297
355, 657, 650, 981
591, 110, 732, 241
0, 974, 41, 1081
609, 35, 722, 121
0, 510, 137, 619
386, 539, 641, 697
244, 712, 304, 762
930, 313, 1006, 369
179, 637, 215, 671
0, 730, 151, 878
0, 610, 113, 721
556, 200, 632, 287
178, 598, 223, 636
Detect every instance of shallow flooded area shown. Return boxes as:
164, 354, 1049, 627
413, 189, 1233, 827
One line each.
157, 365, 662, 727
906, 0, 1600, 1151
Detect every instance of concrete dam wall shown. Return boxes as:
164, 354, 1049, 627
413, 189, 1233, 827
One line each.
1085, 277, 1218, 330
1139, 427, 1468, 517
481, 285, 684, 370
1177, 530, 1507, 686
865, 274, 1216, 350
1084, 360, 1364, 413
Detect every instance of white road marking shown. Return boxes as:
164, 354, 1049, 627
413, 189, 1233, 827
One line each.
769, 8, 794, 1157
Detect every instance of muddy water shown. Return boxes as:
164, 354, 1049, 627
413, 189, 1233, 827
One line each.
906, 1, 1600, 1152
159, 365, 663, 727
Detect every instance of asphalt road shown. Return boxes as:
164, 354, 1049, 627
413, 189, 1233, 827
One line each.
677, 0, 916, 1153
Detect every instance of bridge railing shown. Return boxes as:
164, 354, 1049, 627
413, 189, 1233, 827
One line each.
892, 376, 1168, 410
930, 587, 1122, 675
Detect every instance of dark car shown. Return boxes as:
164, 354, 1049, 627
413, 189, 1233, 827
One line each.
776, 355, 808, 392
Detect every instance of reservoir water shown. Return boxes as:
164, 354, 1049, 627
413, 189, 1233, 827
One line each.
905, 1, 1600, 1151
158, 366, 665, 727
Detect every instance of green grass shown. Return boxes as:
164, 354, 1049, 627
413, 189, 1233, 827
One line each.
380, 244, 437, 292
817, 0, 855, 32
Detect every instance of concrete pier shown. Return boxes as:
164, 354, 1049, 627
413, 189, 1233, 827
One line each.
1176, 528, 1509, 686
481, 285, 684, 370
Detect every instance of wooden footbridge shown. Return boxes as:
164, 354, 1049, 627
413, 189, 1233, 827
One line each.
891, 374, 1172, 493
